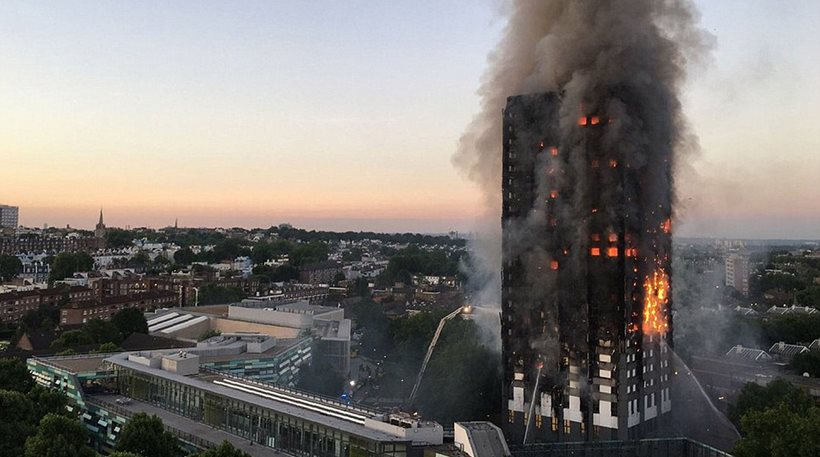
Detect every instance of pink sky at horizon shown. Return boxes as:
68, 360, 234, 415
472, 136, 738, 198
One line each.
2, 1, 819, 239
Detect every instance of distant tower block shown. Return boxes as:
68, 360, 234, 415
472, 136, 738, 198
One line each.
0, 204, 19, 230
501, 93, 673, 443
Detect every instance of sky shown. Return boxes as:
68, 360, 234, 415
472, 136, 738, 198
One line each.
1, 1, 819, 238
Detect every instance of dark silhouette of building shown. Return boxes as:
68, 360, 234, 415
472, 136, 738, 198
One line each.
501, 93, 673, 443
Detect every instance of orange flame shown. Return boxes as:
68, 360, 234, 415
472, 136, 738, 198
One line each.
642, 269, 670, 335
661, 218, 672, 234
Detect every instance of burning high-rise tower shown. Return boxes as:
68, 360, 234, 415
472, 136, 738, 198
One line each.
451, 0, 708, 443
445, 0, 708, 444
500, 91, 674, 443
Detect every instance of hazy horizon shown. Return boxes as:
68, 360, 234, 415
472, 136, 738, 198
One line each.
2, 1, 819, 239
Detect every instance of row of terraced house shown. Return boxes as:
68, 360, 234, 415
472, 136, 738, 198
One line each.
0, 285, 176, 326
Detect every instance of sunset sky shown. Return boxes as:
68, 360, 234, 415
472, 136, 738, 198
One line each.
1, 1, 819, 238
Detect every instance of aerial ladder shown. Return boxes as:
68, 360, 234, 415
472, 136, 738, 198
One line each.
406, 305, 473, 407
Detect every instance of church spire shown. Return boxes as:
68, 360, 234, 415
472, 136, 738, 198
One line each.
95, 208, 107, 248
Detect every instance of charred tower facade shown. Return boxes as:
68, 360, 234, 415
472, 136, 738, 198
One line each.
501, 92, 673, 443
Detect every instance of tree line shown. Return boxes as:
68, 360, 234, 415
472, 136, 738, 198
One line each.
730, 379, 820, 457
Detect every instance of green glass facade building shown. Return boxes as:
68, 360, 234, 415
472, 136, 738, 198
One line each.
28, 350, 443, 457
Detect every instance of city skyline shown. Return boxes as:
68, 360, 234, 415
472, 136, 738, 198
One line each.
2, 1, 820, 238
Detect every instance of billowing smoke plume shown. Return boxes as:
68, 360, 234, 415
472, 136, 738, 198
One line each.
455, 0, 712, 351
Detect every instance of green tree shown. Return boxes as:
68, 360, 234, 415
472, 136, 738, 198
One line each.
347, 300, 391, 357
108, 452, 144, 457
0, 389, 36, 457
106, 228, 134, 249
270, 265, 298, 282
209, 239, 246, 262
24, 413, 95, 457
190, 440, 252, 457
0, 357, 35, 393
174, 248, 195, 265
251, 263, 299, 283
341, 248, 363, 262
250, 242, 274, 265
394, 269, 412, 286
151, 255, 172, 273
391, 309, 452, 363
20, 304, 60, 331
50, 330, 94, 349
733, 403, 820, 457
351, 277, 370, 298
289, 241, 328, 267
198, 284, 244, 306
729, 379, 816, 424
791, 350, 820, 377
377, 246, 461, 286
0, 254, 23, 281
48, 252, 93, 284
414, 319, 501, 423
760, 314, 820, 346
114, 413, 178, 457
127, 252, 151, 271
27, 385, 69, 421
97, 342, 123, 353
83, 318, 122, 345
112, 307, 149, 338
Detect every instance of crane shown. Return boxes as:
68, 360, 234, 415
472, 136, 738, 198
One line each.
407, 304, 473, 407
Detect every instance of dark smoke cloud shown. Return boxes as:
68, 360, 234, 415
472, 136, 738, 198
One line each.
454, 0, 713, 352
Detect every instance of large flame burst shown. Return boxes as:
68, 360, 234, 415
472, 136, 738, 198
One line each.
642, 269, 670, 335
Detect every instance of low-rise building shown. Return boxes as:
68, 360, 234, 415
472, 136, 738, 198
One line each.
146, 299, 352, 377
765, 305, 818, 316
725, 345, 772, 363
299, 260, 342, 285
768, 341, 809, 362
0, 233, 102, 255
60, 290, 177, 325
0, 285, 94, 324
27, 350, 444, 456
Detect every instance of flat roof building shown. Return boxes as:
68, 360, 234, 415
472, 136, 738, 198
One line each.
28, 348, 444, 456
0, 204, 18, 229
146, 299, 352, 376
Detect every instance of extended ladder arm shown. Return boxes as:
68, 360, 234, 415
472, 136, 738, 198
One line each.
407, 306, 465, 406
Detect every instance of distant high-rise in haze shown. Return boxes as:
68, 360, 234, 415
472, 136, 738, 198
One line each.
0, 204, 19, 229
724, 251, 750, 297
501, 93, 673, 443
